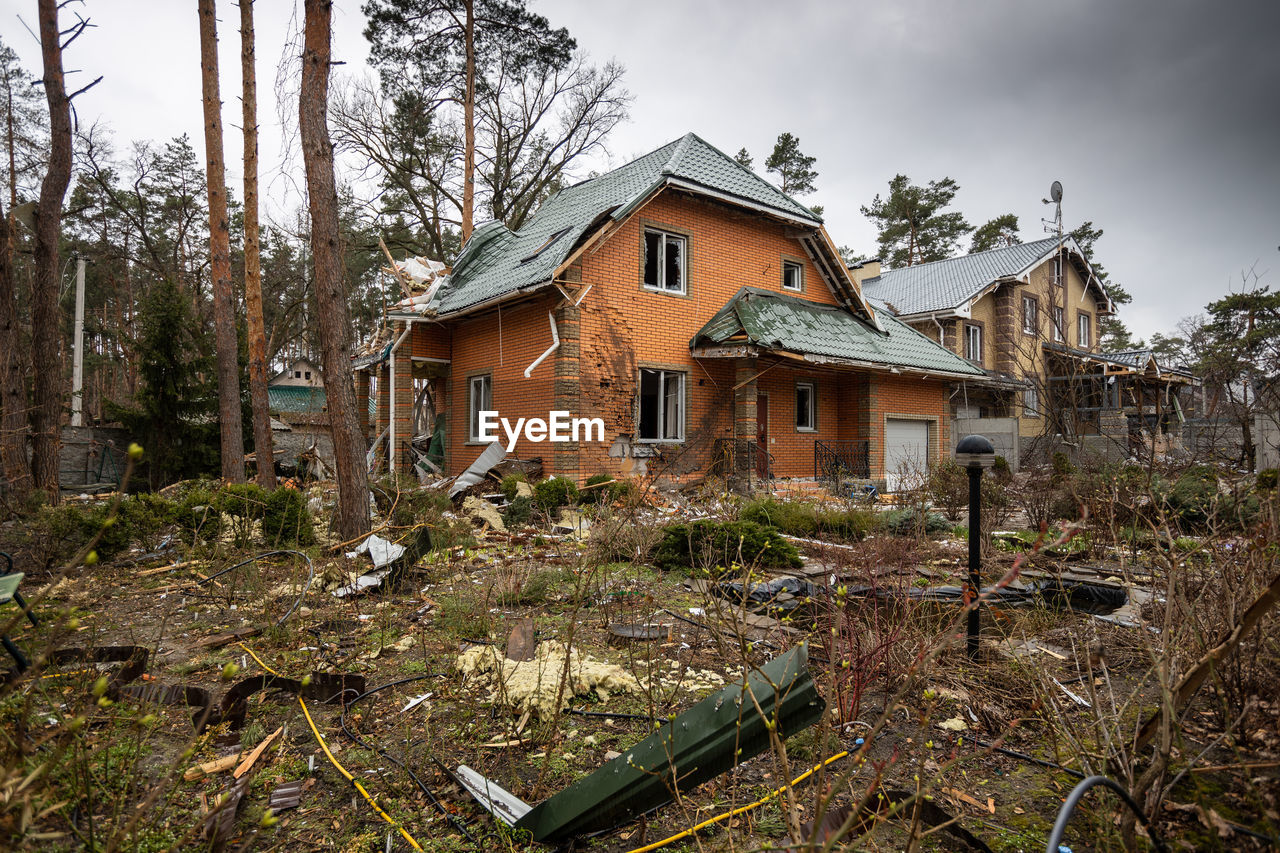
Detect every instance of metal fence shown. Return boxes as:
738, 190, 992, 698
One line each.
814, 439, 870, 488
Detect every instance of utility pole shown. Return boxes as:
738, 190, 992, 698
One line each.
70, 254, 85, 427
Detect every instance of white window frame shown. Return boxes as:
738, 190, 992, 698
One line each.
795, 382, 816, 431
1051, 306, 1065, 342
642, 229, 687, 294
1078, 313, 1091, 348
468, 374, 493, 442
1023, 384, 1040, 418
637, 368, 685, 442
1022, 295, 1038, 334
964, 324, 982, 364
782, 260, 804, 292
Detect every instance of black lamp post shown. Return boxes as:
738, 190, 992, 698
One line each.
955, 434, 996, 660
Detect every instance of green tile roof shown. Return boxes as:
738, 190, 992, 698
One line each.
268, 385, 327, 414
424, 133, 823, 316
691, 288, 986, 378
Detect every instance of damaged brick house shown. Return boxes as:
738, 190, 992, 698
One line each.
354, 133, 984, 491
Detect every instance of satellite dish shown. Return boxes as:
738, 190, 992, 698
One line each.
1050, 181, 1063, 204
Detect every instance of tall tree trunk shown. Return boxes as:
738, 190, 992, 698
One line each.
240, 0, 275, 489
301, 0, 370, 540
462, 0, 475, 242
32, 0, 73, 503
198, 0, 246, 484
0, 199, 30, 497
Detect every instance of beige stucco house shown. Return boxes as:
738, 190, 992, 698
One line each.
859, 237, 1194, 459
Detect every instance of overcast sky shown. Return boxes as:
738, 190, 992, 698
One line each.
5, 0, 1278, 341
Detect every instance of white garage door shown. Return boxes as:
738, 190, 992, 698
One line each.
884, 419, 930, 492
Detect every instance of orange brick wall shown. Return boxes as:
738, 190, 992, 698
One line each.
411, 322, 452, 360
571, 189, 849, 477
431, 292, 562, 472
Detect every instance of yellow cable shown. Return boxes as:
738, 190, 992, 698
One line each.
239, 643, 424, 851
623, 750, 850, 853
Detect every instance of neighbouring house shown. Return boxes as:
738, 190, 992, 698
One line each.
267, 363, 333, 469
857, 238, 1195, 464
270, 357, 324, 389
354, 133, 985, 491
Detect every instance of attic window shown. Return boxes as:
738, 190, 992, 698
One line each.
520, 227, 570, 263
782, 260, 803, 292
643, 229, 686, 294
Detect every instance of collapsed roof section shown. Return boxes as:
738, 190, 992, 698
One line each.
860, 236, 1112, 320
386, 132, 877, 327
690, 287, 986, 380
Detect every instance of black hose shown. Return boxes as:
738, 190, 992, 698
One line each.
195, 550, 314, 627
338, 674, 477, 844
973, 738, 1085, 779
1046, 775, 1169, 853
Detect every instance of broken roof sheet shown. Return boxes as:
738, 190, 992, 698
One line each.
860, 236, 1101, 317
692, 287, 986, 378
420, 133, 823, 317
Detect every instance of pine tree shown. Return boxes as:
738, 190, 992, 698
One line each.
861, 174, 971, 268
969, 213, 1020, 253
764, 132, 818, 196
732, 147, 753, 170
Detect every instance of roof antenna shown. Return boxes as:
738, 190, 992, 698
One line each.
1042, 181, 1066, 319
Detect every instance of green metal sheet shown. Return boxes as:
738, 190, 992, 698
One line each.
512, 643, 825, 843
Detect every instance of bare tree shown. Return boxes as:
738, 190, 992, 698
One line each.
302, 0, 370, 539
240, 0, 275, 488
31, 1, 98, 502
198, 0, 245, 483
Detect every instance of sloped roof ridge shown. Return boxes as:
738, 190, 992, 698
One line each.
877, 235, 1061, 276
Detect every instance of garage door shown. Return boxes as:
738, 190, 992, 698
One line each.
884, 419, 930, 492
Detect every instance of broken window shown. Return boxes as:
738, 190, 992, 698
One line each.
782, 260, 803, 292
468, 374, 492, 442
1023, 384, 1040, 417
643, 229, 686, 294
638, 368, 684, 441
1022, 295, 1038, 334
1078, 312, 1091, 348
795, 382, 815, 430
1051, 306, 1065, 342
964, 324, 982, 364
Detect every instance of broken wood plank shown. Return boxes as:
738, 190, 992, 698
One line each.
233, 725, 283, 778
197, 627, 263, 649
185, 751, 248, 782
136, 560, 199, 577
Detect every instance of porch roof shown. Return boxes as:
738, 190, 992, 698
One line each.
690, 288, 986, 379
1042, 341, 1198, 383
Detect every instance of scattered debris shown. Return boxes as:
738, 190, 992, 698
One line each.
456, 644, 825, 843
463, 496, 506, 532
450, 442, 506, 497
